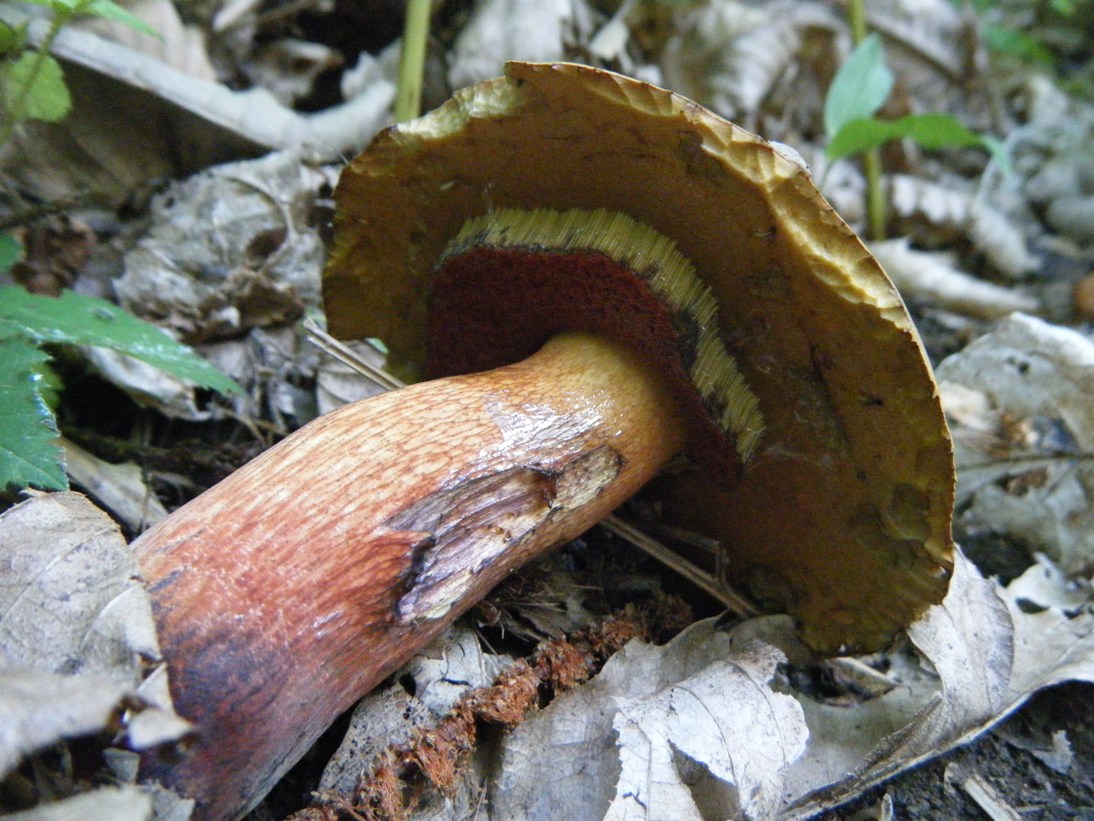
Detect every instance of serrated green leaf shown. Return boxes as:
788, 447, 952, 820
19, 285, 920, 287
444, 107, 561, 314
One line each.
83, 0, 159, 37
3, 51, 71, 122
0, 335, 66, 492
826, 113, 991, 162
0, 287, 244, 396
824, 33, 893, 138
0, 232, 22, 273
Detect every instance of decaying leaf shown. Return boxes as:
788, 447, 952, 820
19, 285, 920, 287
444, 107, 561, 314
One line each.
114, 151, 329, 344
0, 3, 394, 207
864, 0, 987, 120
75, 0, 217, 84
887, 175, 1039, 279
447, 0, 589, 90
0, 492, 191, 809
605, 638, 807, 821
491, 616, 807, 821
83, 347, 218, 423
659, 0, 837, 126
1013, 82, 1094, 245
315, 339, 390, 416
323, 545, 1091, 821
0, 492, 159, 680
870, 238, 1039, 318
61, 438, 167, 532
0, 668, 131, 782
0, 785, 153, 821
936, 313, 1094, 574
782, 551, 1093, 819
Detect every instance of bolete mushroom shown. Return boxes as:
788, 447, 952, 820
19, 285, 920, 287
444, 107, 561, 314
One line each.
134, 62, 954, 819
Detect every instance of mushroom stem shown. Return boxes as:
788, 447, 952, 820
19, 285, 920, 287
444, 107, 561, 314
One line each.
135, 330, 687, 820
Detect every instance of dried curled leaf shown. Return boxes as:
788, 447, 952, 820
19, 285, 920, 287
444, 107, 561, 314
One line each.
493, 616, 807, 821
870, 238, 1038, 318
606, 639, 807, 821
111, 151, 330, 353
887, 175, 1038, 279
0, 492, 191, 791
660, 0, 836, 122
781, 551, 1093, 819
936, 313, 1094, 573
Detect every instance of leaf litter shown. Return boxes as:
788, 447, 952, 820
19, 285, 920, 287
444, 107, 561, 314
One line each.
0, 492, 192, 816
2, 0, 1094, 818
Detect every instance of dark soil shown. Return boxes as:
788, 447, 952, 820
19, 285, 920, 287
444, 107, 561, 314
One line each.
822, 681, 1094, 820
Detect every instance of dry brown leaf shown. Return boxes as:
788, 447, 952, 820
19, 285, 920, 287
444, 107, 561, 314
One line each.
0, 668, 130, 781
0, 785, 153, 821
76, 0, 217, 82
659, 0, 837, 124
887, 175, 1038, 279
0, 492, 158, 681
315, 340, 390, 416
0, 493, 190, 797
866, 0, 974, 81
306, 544, 1091, 821
0, 4, 393, 205
782, 550, 1093, 819
870, 238, 1038, 318
490, 616, 806, 821
936, 313, 1094, 573
447, 0, 591, 91
604, 638, 807, 821
864, 0, 996, 130
60, 438, 167, 532
114, 151, 328, 344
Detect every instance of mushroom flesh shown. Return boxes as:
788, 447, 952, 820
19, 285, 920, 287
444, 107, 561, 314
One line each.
133, 63, 955, 820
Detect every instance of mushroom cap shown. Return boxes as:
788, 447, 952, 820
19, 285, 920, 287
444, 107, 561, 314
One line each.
325, 62, 955, 653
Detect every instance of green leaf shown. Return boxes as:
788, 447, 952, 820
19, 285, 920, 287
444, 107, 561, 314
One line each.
21, 0, 159, 35
0, 232, 22, 273
0, 287, 244, 396
826, 113, 992, 162
824, 33, 894, 138
21, 0, 81, 11
83, 0, 159, 37
0, 335, 66, 491
3, 51, 71, 123
0, 20, 27, 55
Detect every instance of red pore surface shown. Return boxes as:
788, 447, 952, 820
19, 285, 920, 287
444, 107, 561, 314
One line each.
425, 246, 741, 484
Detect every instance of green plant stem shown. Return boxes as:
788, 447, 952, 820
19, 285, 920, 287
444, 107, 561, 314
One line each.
863, 148, 886, 239
848, 0, 867, 42
394, 0, 431, 123
848, 0, 887, 239
0, 8, 70, 147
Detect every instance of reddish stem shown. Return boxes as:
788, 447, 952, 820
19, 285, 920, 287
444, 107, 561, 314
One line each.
135, 332, 686, 819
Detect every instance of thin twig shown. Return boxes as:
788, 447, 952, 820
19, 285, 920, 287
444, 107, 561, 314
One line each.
601, 514, 759, 618
303, 318, 405, 392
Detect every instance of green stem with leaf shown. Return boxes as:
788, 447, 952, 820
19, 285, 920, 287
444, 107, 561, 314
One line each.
848, 0, 887, 240
1, 0, 158, 150
0, 6, 70, 147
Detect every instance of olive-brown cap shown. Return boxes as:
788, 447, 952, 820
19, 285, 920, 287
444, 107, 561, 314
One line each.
324, 62, 955, 653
